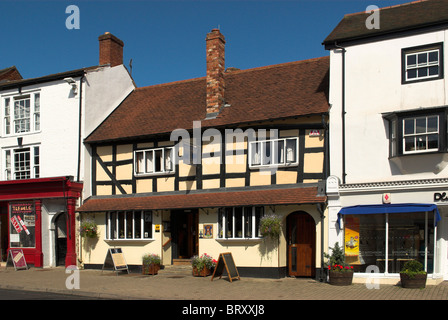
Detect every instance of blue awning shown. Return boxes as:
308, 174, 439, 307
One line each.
337, 203, 441, 228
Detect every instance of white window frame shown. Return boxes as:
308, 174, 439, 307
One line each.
134, 147, 175, 176
4, 146, 40, 180
402, 115, 439, 154
2, 92, 41, 136
105, 211, 153, 240
217, 207, 264, 240
404, 45, 442, 82
249, 137, 298, 168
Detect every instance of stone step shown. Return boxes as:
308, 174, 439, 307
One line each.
158, 264, 193, 278
172, 258, 191, 266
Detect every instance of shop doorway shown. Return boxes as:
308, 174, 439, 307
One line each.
287, 211, 316, 277
54, 213, 67, 266
170, 210, 198, 260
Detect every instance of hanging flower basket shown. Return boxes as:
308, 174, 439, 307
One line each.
259, 214, 282, 240
79, 219, 98, 238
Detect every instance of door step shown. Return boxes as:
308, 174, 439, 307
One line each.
173, 258, 191, 266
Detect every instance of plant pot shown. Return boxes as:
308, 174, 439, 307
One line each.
328, 271, 354, 286
400, 273, 427, 289
192, 267, 211, 277
142, 263, 160, 275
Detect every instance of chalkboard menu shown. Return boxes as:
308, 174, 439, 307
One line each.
102, 248, 129, 275
211, 252, 240, 282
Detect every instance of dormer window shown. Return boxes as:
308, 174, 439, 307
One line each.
402, 43, 443, 84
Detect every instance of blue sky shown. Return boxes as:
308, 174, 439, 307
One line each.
1, 0, 412, 87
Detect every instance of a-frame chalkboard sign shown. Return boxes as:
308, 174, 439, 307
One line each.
6, 249, 28, 271
102, 248, 129, 275
211, 252, 240, 282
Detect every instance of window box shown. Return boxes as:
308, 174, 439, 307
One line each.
402, 43, 443, 84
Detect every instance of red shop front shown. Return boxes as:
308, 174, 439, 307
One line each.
0, 177, 82, 267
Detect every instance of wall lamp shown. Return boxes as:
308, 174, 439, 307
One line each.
64, 77, 78, 95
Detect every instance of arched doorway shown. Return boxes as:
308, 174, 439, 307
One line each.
54, 213, 67, 267
287, 211, 316, 277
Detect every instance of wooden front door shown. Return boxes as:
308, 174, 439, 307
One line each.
171, 210, 198, 259
287, 212, 315, 277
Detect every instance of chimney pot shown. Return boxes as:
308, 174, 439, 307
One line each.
98, 32, 124, 67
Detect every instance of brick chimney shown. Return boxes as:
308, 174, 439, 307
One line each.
206, 29, 226, 117
98, 32, 124, 67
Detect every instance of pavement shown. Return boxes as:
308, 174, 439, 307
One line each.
0, 265, 447, 301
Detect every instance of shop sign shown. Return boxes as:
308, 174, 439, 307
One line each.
382, 193, 391, 204
434, 192, 448, 202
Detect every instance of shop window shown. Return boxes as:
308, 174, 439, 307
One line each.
9, 202, 36, 248
218, 206, 264, 239
134, 147, 174, 176
106, 211, 153, 240
249, 137, 298, 168
343, 212, 435, 273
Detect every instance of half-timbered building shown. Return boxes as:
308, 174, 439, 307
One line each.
77, 29, 329, 279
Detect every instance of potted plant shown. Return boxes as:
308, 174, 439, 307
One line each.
142, 253, 161, 275
400, 260, 427, 289
259, 214, 282, 240
324, 242, 354, 286
79, 218, 98, 239
192, 253, 216, 277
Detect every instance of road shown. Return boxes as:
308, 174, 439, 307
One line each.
0, 288, 107, 300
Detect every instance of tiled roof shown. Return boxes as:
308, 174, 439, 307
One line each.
85, 56, 329, 143
0, 66, 22, 83
323, 0, 448, 47
77, 186, 326, 212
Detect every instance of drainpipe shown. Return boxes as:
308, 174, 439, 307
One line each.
76, 74, 85, 183
334, 42, 346, 184
316, 203, 325, 282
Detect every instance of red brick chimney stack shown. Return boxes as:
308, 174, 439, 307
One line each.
206, 29, 226, 117
98, 32, 124, 67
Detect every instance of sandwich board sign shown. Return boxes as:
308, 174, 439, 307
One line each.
102, 248, 129, 275
6, 249, 28, 271
211, 252, 240, 282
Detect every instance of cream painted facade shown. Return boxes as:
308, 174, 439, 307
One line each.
79, 119, 329, 279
